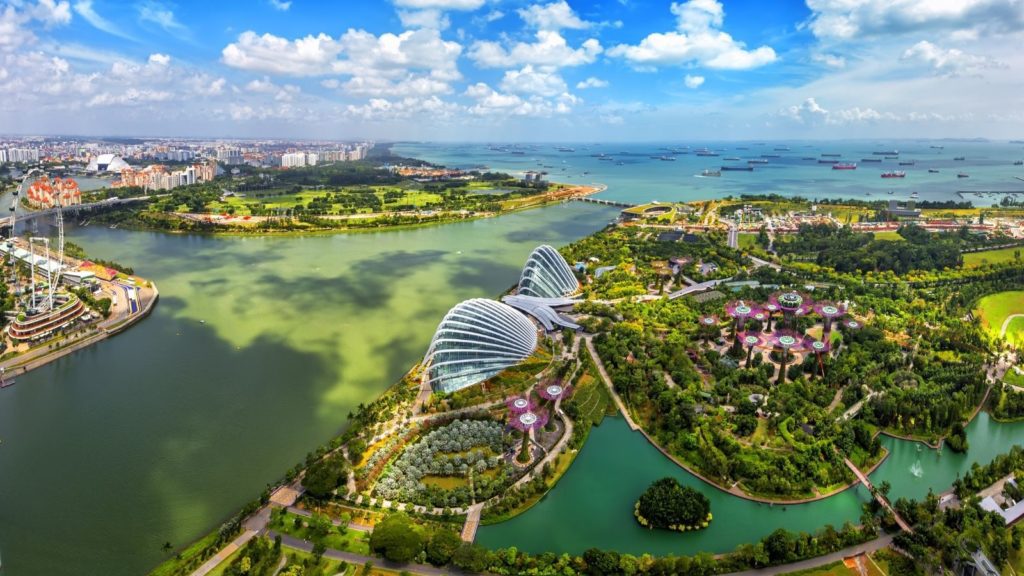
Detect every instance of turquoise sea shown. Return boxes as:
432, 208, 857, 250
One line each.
395, 140, 1024, 206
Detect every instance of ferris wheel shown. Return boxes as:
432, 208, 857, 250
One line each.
7, 166, 66, 312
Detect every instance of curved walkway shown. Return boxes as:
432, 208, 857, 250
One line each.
1001, 314, 1024, 338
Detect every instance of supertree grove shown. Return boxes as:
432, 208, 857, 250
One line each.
726, 301, 761, 352
813, 301, 847, 335
767, 329, 805, 385
768, 291, 813, 330
508, 408, 549, 464
738, 332, 764, 367
802, 335, 832, 377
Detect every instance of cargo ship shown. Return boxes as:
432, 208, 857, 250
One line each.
701, 169, 721, 177
884, 156, 899, 159
954, 156, 966, 161
958, 173, 969, 178
821, 153, 842, 157
696, 150, 719, 157
748, 159, 769, 164
861, 158, 883, 162
928, 169, 940, 173
899, 161, 915, 166
873, 150, 899, 155
881, 170, 906, 178
832, 163, 857, 170
1014, 160, 1023, 166
818, 159, 840, 164
761, 154, 781, 158
721, 165, 754, 171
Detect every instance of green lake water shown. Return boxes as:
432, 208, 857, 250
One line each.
0, 203, 616, 576
477, 412, 1024, 557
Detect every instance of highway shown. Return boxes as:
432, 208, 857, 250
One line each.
0, 195, 157, 227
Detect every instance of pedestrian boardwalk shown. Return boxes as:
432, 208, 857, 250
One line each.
461, 503, 483, 542
843, 458, 912, 533
189, 529, 257, 576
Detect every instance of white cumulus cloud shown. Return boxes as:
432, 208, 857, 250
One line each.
901, 40, 1004, 77
469, 30, 601, 68
684, 74, 704, 88
518, 1, 590, 31
805, 0, 1024, 40
576, 76, 608, 89
607, 0, 776, 70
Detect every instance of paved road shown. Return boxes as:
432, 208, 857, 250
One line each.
584, 335, 639, 431
722, 535, 895, 576
189, 530, 258, 576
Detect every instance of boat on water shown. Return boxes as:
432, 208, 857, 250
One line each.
696, 151, 719, 157
958, 173, 970, 178
954, 156, 966, 161
724, 157, 741, 161
556, 147, 575, 152
774, 147, 791, 151
929, 169, 940, 173
701, 169, 721, 177
873, 150, 899, 155
721, 165, 754, 171
833, 163, 857, 170
762, 154, 781, 158
930, 145, 945, 149
736, 146, 749, 150
881, 170, 906, 178
888, 190, 895, 194
821, 153, 841, 157
899, 161, 915, 166
862, 158, 883, 162
802, 157, 816, 160
658, 156, 676, 161
818, 159, 840, 164
884, 156, 899, 159
1014, 160, 1023, 166
911, 192, 919, 198
748, 159, 769, 164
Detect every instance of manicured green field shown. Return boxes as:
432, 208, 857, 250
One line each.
738, 233, 759, 249
963, 246, 1024, 267
975, 291, 1024, 347
871, 231, 905, 241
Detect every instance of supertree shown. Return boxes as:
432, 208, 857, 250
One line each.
802, 335, 832, 377
813, 301, 847, 336
506, 396, 536, 415
509, 408, 549, 464
762, 302, 780, 332
768, 291, 814, 330
697, 314, 720, 344
841, 318, 863, 331
738, 332, 764, 367
767, 329, 806, 385
725, 301, 761, 352
537, 382, 569, 412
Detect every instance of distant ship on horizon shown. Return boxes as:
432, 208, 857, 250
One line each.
881, 170, 906, 178
833, 163, 857, 170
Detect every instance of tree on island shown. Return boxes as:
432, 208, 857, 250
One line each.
634, 477, 712, 531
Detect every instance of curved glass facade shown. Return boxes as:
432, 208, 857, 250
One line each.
424, 298, 538, 394
517, 245, 580, 299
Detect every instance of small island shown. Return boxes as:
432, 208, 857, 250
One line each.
634, 477, 712, 532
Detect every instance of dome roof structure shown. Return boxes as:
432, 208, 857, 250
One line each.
86, 154, 130, 173
517, 245, 580, 299
423, 298, 538, 394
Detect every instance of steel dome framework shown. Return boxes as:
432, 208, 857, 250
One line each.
424, 298, 538, 394
517, 244, 580, 299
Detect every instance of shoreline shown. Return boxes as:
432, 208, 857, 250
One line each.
0, 281, 159, 382
96, 183, 607, 239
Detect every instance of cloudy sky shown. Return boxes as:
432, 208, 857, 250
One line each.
1, 0, 1022, 140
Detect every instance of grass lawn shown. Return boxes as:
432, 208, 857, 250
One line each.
272, 511, 371, 555
975, 291, 1024, 347
278, 547, 349, 576
871, 230, 905, 241
964, 247, 1024, 268
1006, 367, 1024, 387
738, 233, 760, 249
147, 529, 225, 576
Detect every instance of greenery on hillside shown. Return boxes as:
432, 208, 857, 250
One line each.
634, 477, 712, 531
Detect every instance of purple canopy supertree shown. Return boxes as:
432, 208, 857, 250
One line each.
738, 332, 764, 367
726, 301, 761, 349
506, 396, 536, 416
768, 291, 814, 329
762, 302, 780, 332
802, 336, 832, 377
842, 318, 863, 331
537, 382, 568, 403
697, 314, 720, 343
813, 301, 847, 334
509, 408, 550, 464
767, 329, 806, 385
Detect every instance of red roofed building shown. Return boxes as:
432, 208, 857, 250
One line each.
26, 177, 82, 208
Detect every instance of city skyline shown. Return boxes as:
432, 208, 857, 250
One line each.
1, 0, 1022, 140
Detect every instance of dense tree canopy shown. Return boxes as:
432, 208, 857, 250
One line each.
635, 477, 712, 531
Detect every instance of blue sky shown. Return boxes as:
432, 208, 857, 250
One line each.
1, 0, 1022, 140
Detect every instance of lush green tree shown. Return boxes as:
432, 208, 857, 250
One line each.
303, 453, 348, 499
634, 477, 711, 530
369, 513, 425, 563
425, 529, 462, 567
